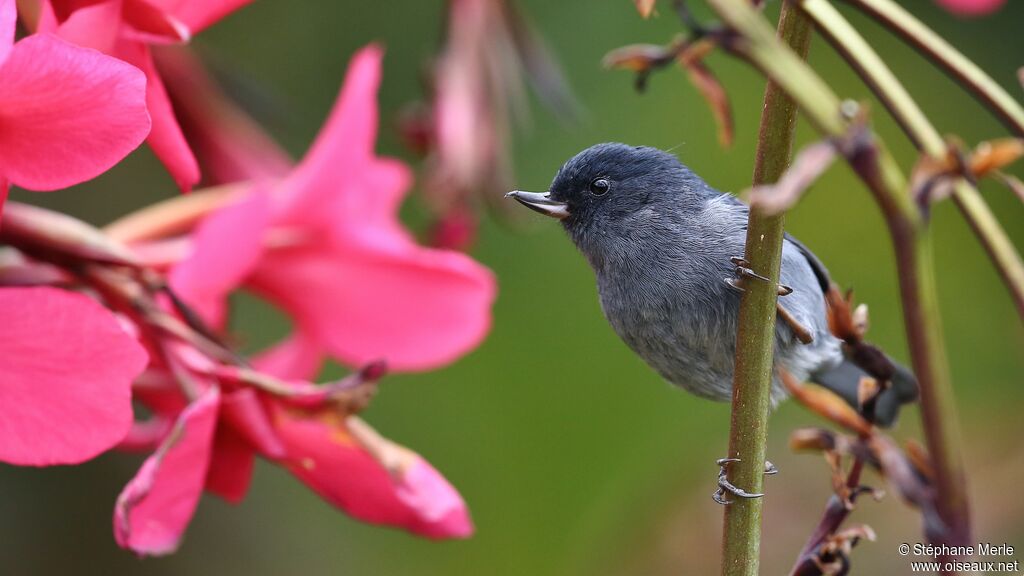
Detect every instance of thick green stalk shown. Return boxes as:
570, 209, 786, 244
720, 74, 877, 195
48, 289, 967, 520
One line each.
720, 5, 812, 576
705, 0, 971, 548
799, 0, 1024, 323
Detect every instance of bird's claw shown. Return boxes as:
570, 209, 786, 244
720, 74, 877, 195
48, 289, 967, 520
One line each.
731, 257, 772, 283
712, 458, 778, 505
726, 257, 793, 296
724, 277, 744, 293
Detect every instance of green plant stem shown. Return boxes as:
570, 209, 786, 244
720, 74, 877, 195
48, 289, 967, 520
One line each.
798, 0, 1024, 323
704, 0, 971, 549
842, 0, 1024, 136
720, 5, 812, 576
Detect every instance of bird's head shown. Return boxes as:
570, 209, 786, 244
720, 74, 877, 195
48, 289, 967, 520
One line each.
507, 143, 709, 256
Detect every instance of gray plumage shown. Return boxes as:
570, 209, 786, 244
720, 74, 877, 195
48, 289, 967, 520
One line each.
510, 143, 916, 425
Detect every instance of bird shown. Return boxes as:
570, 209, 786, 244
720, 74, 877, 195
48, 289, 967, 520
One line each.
506, 142, 918, 431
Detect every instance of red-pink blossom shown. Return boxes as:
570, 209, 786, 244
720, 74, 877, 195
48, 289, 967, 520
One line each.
935, 0, 1005, 16
38, 0, 254, 190
0, 287, 148, 465
170, 45, 497, 376
114, 362, 473, 554
0, 0, 149, 207
107, 45, 490, 554
114, 386, 220, 555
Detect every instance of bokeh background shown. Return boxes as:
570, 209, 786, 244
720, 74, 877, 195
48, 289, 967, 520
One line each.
3, 1, 1023, 574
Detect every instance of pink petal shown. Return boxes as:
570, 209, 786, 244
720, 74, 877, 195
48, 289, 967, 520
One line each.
41, 0, 122, 53
122, 0, 189, 43
114, 387, 220, 556
270, 406, 473, 538
251, 331, 324, 381
0, 0, 14, 63
117, 415, 175, 452
0, 287, 148, 466
144, 0, 253, 35
219, 388, 285, 458
205, 424, 254, 504
249, 241, 496, 372
396, 457, 475, 537
326, 158, 416, 251
935, 0, 1004, 15
48, 0, 116, 21
155, 47, 294, 185
169, 189, 270, 326
435, 60, 493, 189
115, 38, 199, 191
277, 44, 383, 224
0, 34, 150, 191
132, 370, 190, 416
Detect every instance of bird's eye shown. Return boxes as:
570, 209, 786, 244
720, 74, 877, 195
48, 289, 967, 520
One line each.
589, 177, 610, 196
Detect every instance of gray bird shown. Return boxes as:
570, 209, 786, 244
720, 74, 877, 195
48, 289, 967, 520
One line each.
507, 143, 917, 426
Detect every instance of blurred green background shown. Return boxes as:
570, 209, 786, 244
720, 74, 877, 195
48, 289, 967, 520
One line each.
3, 0, 1024, 574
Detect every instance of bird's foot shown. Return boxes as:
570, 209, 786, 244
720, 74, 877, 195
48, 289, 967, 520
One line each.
725, 257, 793, 296
712, 458, 778, 505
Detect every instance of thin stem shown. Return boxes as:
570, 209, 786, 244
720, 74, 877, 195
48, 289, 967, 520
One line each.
841, 0, 1024, 137
790, 457, 866, 575
798, 0, 1024, 323
952, 190, 1024, 321
705, 0, 970, 549
721, 5, 812, 576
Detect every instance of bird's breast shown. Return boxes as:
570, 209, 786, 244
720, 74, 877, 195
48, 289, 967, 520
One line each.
595, 264, 740, 401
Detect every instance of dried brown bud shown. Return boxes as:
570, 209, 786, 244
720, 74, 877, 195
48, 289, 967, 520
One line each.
748, 140, 836, 214
782, 369, 873, 436
856, 377, 881, 411
681, 59, 733, 147
904, 438, 935, 482
634, 0, 657, 19
602, 43, 678, 72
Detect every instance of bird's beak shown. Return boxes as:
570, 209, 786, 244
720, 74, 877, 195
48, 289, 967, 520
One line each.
504, 190, 570, 220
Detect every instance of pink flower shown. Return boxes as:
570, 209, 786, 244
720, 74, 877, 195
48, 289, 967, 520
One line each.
0, 0, 149, 208
0, 286, 148, 465
38, 0, 254, 190
170, 44, 496, 376
935, 0, 1005, 15
399, 0, 574, 250
114, 360, 473, 556
110, 46, 491, 554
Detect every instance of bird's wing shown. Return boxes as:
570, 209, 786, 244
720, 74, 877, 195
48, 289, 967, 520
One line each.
783, 233, 832, 295
718, 191, 833, 295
